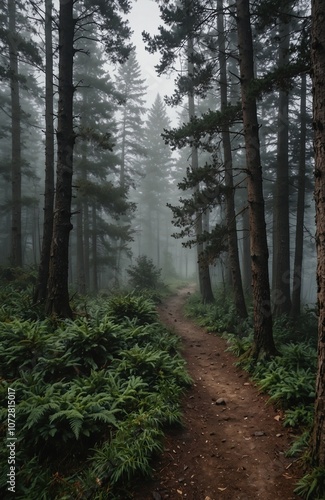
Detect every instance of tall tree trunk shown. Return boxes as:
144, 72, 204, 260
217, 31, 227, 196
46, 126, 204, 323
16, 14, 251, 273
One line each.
120, 109, 127, 190
291, 73, 307, 320
272, 12, 292, 316
188, 37, 214, 304
236, 0, 277, 360
83, 200, 90, 288
76, 202, 86, 294
156, 209, 160, 267
115, 109, 127, 280
46, 0, 75, 318
76, 121, 88, 294
242, 207, 252, 296
92, 204, 98, 293
34, 0, 54, 303
311, 0, 325, 468
8, 0, 22, 267
218, 0, 247, 319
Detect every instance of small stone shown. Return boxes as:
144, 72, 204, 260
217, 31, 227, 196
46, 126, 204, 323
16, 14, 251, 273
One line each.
254, 431, 265, 437
178, 477, 185, 483
152, 493, 162, 500
216, 398, 227, 405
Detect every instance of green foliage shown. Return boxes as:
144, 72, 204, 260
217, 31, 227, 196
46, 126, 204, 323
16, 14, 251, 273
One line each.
91, 416, 164, 484
294, 467, 325, 500
272, 314, 318, 347
127, 255, 164, 291
107, 292, 158, 325
0, 284, 45, 322
185, 289, 239, 332
0, 290, 191, 498
0, 266, 36, 288
285, 431, 311, 458
0, 319, 52, 378
283, 406, 314, 429
250, 341, 316, 411
162, 104, 242, 150
223, 333, 253, 357
254, 364, 315, 409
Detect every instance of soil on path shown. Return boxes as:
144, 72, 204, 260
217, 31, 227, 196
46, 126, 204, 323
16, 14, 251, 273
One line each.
132, 286, 301, 500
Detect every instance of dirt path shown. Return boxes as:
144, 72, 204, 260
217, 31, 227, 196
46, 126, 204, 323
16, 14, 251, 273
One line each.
132, 286, 300, 500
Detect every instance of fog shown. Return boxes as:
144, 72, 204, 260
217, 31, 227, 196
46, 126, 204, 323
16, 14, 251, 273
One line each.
0, 0, 316, 311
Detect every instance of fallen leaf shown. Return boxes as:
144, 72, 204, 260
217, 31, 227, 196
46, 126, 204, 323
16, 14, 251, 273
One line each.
218, 487, 227, 491
274, 415, 281, 421
177, 490, 183, 495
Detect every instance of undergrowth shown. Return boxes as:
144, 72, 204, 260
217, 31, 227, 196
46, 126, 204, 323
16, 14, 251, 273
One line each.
0, 289, 191, 499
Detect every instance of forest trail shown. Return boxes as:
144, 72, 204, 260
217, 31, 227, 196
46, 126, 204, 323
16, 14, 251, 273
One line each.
132, 286, 301, 500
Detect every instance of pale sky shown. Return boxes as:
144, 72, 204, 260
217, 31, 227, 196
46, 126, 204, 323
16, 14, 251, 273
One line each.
128, 0, 179, 123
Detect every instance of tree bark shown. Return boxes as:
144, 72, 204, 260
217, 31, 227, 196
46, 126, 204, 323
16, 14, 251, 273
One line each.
218, 0, 247, 319
242, 207, 252, 296
8, 0, 22, 267
76, 201, 86, 294
46, 0, 75, 317
236, 0, 277, 359
83, 200, 90, 288
311, 0, 325, 467
188, 37, 214, 304
34, 0, 54, 303
91, 203, 98, 293
291, 73, 307, 320
272, 12, 292, 316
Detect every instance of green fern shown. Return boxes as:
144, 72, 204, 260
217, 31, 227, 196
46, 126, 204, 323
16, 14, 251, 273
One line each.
283, 405, 314, 428
285, 431, 311, 458
107, 293, 158, 325
294, 467, 325, 499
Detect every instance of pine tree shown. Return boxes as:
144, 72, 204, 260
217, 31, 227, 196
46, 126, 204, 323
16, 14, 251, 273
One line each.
217, 0, 247, 318
272, 2, 292, 316
144, 0, 217, 302
34, 0, 55, 303
45, 0, 75, 317
236, 0, 277, 360
46, 0, 132, 316
115, 48, 147, 190
114, 48, 147, 280
311, 0, 325, 469
73, 38, 123, 292
135, 94, 174, 266
0, 0, 42, 266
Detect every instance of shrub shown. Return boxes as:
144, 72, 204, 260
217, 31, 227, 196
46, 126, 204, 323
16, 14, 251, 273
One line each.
185, 288, 241, 333
107, 293, 158, 325
283, 405, 314, 428
127, 256, 164, 291
294, 467, 325, 500
0, 290, 191, 499
285, 430, 311, 458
